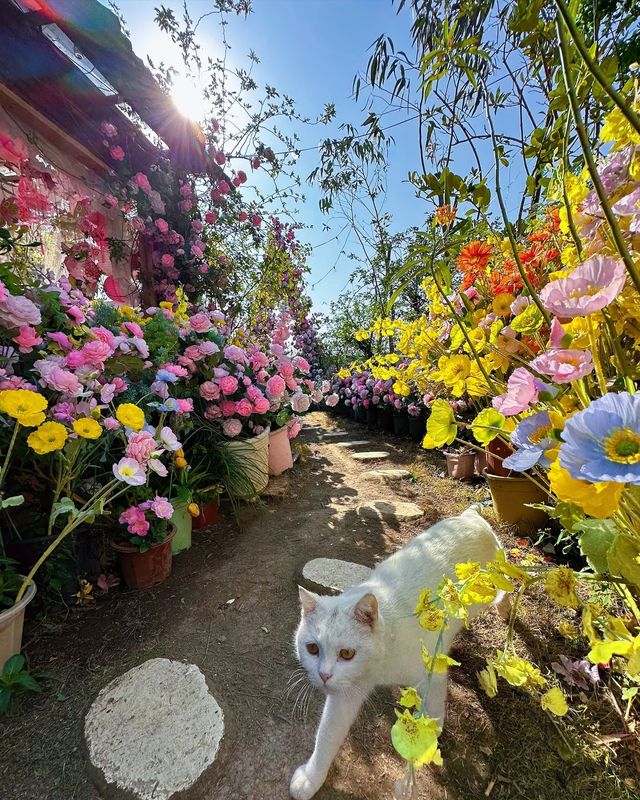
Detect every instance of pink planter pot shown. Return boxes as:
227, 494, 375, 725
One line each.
445, 451, 476, 481
0, 579, 36, 670
268, 426, 294, 476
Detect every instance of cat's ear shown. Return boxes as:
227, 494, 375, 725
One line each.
298, 586, 319, 617
354, 593, 378, 628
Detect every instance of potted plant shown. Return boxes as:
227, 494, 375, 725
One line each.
444, 446, 477, 480
191, 485, 223, 530
0, 557, 36, 671
110, 497, 177, 589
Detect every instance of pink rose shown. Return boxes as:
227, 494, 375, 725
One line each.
81, 339, 112, 368
44, 366, 82, 395
126, 432, 157, 464
0, 293, 41, 329
184, 345, 204, 361
290, 392, 311, 413
253, 396, 270, 414
189, 312, 212, 333
219, 399, 237, 417
251, 214, 262, 227
110, 145, 125, 161
223, 345, 246, 363
198, 341, 220, 356
103, 416, 121, 430
235, 398, 253, 417
150, 496, 173, 519
204, 404, 222, 420
134, 172, 152, 193
266, 375, 286, 398
176, 399, 193, 413
292, 356, 310, 374
223, 418, 243, 437
205, 211, 218, 224
249, 351, 269, 371
155, 218, 169, 234
13, 326, 42, 353
219, 375, 239, 395
91, 326, 116, 347
161, 254, 175, 268
200, 381, 221, 401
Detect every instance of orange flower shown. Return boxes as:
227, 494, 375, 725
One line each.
435, 204, 457, 226
457, 241, 493, 275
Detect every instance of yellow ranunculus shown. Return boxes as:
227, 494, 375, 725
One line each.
540, 687, 569, 716
27, 421, 68, 454
391, 710, 442, 767
545, 567, 579, 609
549, 460, 623, 519
423, 399, 457, 449
115, 403, 145, 432
72, 418, 103, 440
0, 389, 47, 427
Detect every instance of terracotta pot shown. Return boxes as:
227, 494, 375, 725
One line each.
111, 527, 176, 590
408, 413, 425, 441
445, 451, 476, 480
223, 428, 270, 498
268, 426, 294, 476
486, 438, 513, 477
192, 499, 219, 530
0, 579, 36, 670
170, 506, 192, 554
393, 413, 409, 437
483, 469, 549, 534
366, 405, 378, 430
474, 450, 487, 476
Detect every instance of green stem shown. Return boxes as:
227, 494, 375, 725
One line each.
554, 0, 640, 139
482, 83, 551, 327
561, 119, 583, 259
602, 308, 635, 393
0, 422, 20, 492
556, 18, 640, 297
587, 316, 607, 395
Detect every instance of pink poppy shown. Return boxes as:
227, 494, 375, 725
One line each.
492, 367, 544, 416
540, 255, 627, 318
530, 349, 594, 384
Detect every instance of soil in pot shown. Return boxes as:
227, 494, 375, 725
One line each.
483, 469, 549, 534
393, 413, 409, 437
0, 579, 36, 670
111, 528, 176, 590
268, 426, 294, 476
445, 451, 476, 480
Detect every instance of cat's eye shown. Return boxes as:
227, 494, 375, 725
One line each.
306, 643, 319, 656
339, 648, 355, 660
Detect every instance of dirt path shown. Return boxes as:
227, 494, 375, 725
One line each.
0, 412, 633, 800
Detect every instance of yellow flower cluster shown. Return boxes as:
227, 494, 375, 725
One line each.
0, 389, 47, 427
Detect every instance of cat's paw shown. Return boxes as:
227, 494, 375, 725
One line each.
289, 763, 324, 800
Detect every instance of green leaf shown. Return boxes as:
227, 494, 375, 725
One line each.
50, 497, 78, 525
2, 654, 25, 678
608, 535, 640, 587
575, 519, 617, 574
0, 688, 11, 716
13, 673, 41, 692
0, 495, 24, 509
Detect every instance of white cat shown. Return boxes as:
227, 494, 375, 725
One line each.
290, 507, 508, 800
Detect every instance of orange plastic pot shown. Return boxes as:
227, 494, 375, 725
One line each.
483, 470, 549, 535
0, 579, 36, 670
192, 499, 219, 530
111, 527, 176, 590
268, 426, 294, 476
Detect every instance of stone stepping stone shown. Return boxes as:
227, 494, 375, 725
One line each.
85, 658, 224, 800
322, 431, 349, 438
351, 451, 390, 461
357, 500, 424, 521
301, 557, 371, 594
334, 440, 370, 448
363, 469, 412, 481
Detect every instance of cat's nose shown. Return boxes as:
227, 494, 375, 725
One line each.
319, 671, 332, 684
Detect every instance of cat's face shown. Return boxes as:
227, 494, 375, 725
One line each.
295, 588, 383, 694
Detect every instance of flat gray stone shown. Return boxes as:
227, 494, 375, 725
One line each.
351, 451, 390, 461
322, 431, 349, 438
363, 469, 412, 481
85, 658, 224, 800
357, 500, 424, 521
334, 440, 371, 448
302, 557, 371, 593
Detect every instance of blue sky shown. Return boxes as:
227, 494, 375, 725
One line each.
112, 0, 427, 313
